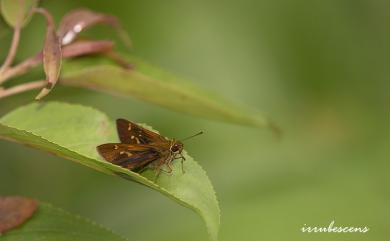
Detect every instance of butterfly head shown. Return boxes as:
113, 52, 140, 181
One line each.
170, 131, 203, 154
170, 141, 184, 154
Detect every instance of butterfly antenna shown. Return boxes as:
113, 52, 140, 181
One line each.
180, 131, 203, 142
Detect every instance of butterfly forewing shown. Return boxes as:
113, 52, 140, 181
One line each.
116, 119, 168, 145
97, 143, 162, 171
97, 118, 188, 176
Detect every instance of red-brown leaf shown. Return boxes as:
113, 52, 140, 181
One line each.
0, 196, 38, 234
58, 9, 117, 45
62, 40, 114, 58
58, 8, 131, 48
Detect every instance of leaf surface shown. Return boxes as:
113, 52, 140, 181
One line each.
0, 0, 38, 28
61, 56, 276, 131
0, 102, 220, 241
1, 202, 128, 241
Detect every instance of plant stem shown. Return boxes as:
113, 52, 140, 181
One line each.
0, 27, 21, 75
0, 53, 42, 84
0, 80, 46, 99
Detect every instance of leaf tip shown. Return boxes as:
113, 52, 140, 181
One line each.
0, 196, 38, 234
34, 84, 51, 100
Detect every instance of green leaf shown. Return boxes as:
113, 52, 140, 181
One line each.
0, 0, 39, 28
1, 202, 127, 241
61, 56, 277, 130
0, 102, 220, 241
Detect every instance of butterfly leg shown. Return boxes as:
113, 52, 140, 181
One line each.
166, 162, 173, 174
153, 165, 171, 182
162, 156, 174, 176
137, 164, 153, 173
176, 154, 186, 174
180, 154, 186, 161
180, 157, 185, 174
172, 153, 185, 174
153, 156, 172, 181
152, 162, 172, 174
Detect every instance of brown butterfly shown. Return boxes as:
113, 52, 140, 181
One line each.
97, 119, 202, 179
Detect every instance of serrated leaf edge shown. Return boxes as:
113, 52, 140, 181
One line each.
0, 102, 220, 240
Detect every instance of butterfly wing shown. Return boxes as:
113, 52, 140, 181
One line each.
116, 119, 168, 145
97, 143, 162, 171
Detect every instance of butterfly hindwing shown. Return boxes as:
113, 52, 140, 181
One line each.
96, 143, 162, 171
116, 119, 167, 145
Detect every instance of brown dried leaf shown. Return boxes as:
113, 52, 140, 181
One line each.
58, 8, 131, 48
62, 41, 132, 69
62, 40, 114, 58
34, 8, 62, 100
0, 196, 38, 234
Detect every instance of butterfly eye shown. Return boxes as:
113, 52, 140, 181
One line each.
171, 145, 178, 153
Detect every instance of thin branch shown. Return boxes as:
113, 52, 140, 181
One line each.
0, 26, 21, 74
0, 34, 132, 86
0, 80, 46, 99
0, 40, 131, 84
0, 53, 42, 84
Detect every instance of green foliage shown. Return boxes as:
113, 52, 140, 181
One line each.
0, 0, 38, 28
0, 102, 220, 241
1, 203, 127, 241
61, 56, 274, 130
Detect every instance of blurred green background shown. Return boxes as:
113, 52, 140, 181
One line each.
1, 0, 389, 240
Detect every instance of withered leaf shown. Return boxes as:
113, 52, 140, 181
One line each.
58, 8, 131, 48
0, 196, 38, 234
62, 40, 114, 58
34, 8, 62, 100
62, 41, 132, 69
